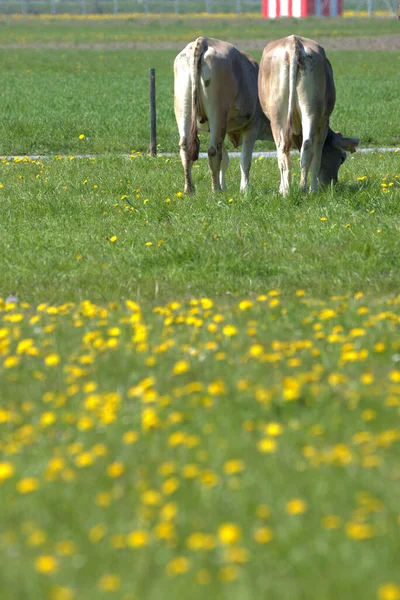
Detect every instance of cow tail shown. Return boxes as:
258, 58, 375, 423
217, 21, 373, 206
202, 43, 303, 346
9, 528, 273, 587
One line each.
188, 37, 206, 162
284, 36, 299, 153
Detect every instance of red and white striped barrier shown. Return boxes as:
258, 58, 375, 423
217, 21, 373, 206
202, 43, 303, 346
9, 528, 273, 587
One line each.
262, 0, 343, 18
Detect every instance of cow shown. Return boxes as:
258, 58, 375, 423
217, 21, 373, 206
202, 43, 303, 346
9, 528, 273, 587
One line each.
258, 35, 360, 196
174, 36, 272, 194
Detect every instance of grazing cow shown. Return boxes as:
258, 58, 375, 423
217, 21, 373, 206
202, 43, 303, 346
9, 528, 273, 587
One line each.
174, 36, 272, 193
258, 35, 360, 195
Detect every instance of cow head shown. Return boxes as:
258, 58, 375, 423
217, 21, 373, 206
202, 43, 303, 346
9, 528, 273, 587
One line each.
319, 129, 360, 186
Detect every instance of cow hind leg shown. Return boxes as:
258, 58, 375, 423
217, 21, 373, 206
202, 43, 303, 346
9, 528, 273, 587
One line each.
310, 125, 328, 191
207, 112, 227, 192
240, 129, 257, 193
300, 137, 314, 192
219, 144, 229, 191
179, 137, 195, 194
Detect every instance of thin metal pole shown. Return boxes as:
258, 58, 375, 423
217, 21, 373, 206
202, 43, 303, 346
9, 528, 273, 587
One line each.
114, 0, 118, 14
149, 68, 157, 157
145, 0, 149, 15
81, 0, 86, 14
51, 0, 56, 15
175, 0, 179, 14
236, 0, 241, 13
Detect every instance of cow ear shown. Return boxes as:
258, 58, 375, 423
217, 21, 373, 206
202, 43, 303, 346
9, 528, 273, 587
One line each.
339, 137, 360, 154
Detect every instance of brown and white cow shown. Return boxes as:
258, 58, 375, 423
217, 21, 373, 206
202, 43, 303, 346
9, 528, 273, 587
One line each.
174, 36, 272, 193
258, 35, 360, 195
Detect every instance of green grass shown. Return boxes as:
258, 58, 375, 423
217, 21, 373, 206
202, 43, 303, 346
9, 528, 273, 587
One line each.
0, 49, 399, 156
0, 151, 400, 596
1, 18, 400, 600
0, 15, 399, 46
0, 152, 399, 302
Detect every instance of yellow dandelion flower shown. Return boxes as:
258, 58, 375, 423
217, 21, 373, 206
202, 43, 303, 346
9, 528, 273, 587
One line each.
257, 438, 277, 453
123, 431, 139, 444
97, 574, 121, 592
166, 556, 190, 576
49, 587, 75, 600
207, 379, 226, 395
0, 462, 15, 482
142, 490, 162, 506
378, 584, 400, 600
17, 477, 40, 494
223, 460, 245, 475
265, 422, 283, 437
4, 356, 19, 368
286, 498, 308, 515
107, 462, 125, 478
345, 521, 374, 540
126, 530, 149, 548
389, 371, 400, 383
95, 492, 112, 507
35, 555, 58, 574
172, 360, 190, 375
253, 527, 274, 544
222, 324, 238, 337
44, 353, 60, 367
109, 236, 117, 243
79, 134, 85, 140
217, 523, 241, 546
238, 300, 253, 311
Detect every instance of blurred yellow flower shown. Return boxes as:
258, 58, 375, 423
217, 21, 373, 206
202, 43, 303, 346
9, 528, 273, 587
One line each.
218, 523, 241, 546
97, 574, 121, 592
35, 555, 58, 574
286, 498, 308, 515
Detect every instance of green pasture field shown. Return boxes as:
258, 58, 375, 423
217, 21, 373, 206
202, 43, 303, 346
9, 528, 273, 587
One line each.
1, 16, 400, 600
1, 150, 400, 600
0, 14, 399, 46
0, 49, 399, 156
0, 152, 400, 302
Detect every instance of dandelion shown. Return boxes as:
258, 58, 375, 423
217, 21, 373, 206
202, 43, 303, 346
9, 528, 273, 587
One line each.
217, 523, 241, 546
172, 360, 190, 375
0, 462, 15, 482
44, 353, 60, 367
126, 530, 149, 548
345, 521, 374, 540
35, 555, 58, 574
257, 438, 277, 453
78, 134, 85, 140
97, 575, 121, 592
49, 587, 75, 600
166, 556, 190, 576
378, 584, 400, 600
286, 498, 308, 515
222, 324, 238, 337
253, 527, 274, 544
17, 477, 40, 494
107, 462, 125, 478
109, 236, 117, 243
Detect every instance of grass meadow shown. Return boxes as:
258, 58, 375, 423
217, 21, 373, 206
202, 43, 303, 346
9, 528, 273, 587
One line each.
1, 16, 400, 600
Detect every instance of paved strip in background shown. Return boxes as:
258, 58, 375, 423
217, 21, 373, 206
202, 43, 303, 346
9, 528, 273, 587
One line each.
1, 147, 399, 161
